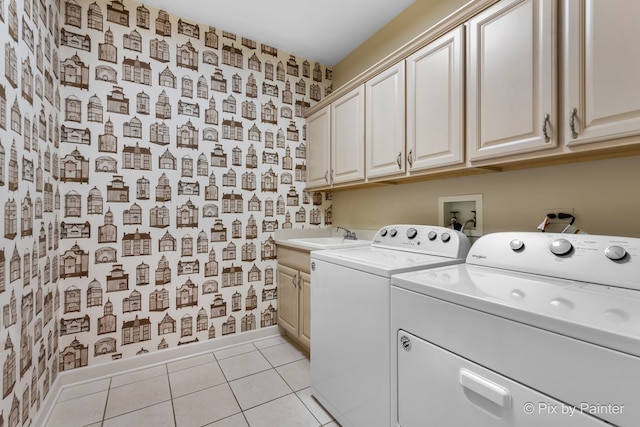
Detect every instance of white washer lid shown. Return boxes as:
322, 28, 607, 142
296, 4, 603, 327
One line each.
312, 246, 465, 277
392, 264, 640, 358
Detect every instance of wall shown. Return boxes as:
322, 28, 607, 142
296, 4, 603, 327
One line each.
56, 0, 330, 374
333, 155, 640, 238
0, 0, 62, 424
332, 0, 468, 88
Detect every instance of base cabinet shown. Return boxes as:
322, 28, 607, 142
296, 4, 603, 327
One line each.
277, 247, 311, 351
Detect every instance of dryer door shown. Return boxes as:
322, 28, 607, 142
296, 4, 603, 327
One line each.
396, 330, 613, 427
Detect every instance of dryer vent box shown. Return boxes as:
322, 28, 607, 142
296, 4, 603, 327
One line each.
438, 194, 483, 238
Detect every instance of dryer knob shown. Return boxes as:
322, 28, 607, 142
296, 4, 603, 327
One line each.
605, 245, 627, 261
380, 228, 388, 237
390, 229, 398, 237
509, 239, 525, 251
406, 228, 418, 239
441, 232, 451, 243
427, 231, 437, 241
550, 238, 573, 256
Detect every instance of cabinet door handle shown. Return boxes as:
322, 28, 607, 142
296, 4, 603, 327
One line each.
542, 114, 551, 142
291, 273, 298, 288
569, 108, 579, 139
324, 170, 329, 183
396, 152, 402, 169
407, 150, 413, 168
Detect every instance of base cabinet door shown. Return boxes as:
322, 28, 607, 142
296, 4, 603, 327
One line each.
564, 0, 640, 145
298, 271, 311, 349
466, 0, 556, 161
277, 264, 299, 337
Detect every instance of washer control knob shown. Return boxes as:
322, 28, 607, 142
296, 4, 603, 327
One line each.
550, 239, 573, 256
406, 228, 418, 239
427, 231, 437, 241
441, 232, 451, 243
390, 229, 398, 237
605, 245, 627, 261
510, 239, 525, 251
380, 229, 388, 237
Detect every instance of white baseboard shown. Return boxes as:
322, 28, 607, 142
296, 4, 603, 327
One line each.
34, 326, 281, 426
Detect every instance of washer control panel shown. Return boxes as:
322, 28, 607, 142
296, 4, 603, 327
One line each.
468, 232, 640, 291
372, 225, 471, 259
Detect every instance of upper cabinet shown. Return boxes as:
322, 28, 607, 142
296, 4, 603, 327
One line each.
306, 87, 365, 190
366, 62, 406, 179
332, 86, 365, 185
305, 0, 640, 190
406, 26, 465, 172
306, 105, 331, 188
563, 0, 640, 146
466, 0, 556, 161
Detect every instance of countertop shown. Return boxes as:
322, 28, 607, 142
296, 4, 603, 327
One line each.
274, 227, 376, 251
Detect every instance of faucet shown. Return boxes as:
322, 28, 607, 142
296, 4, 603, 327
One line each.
336, 226, 357, 240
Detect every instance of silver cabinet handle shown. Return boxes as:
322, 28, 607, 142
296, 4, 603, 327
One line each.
292, 273, 298, 288
542, 114, 551, 142
407, 150, 413, 168
396, 152, 402, 169
569, 108, 578, 139
324, 170, 329, 183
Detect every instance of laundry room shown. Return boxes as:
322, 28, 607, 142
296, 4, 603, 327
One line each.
2, 0, 640, 426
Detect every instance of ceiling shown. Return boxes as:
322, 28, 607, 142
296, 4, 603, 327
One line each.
141, 0, 416, 66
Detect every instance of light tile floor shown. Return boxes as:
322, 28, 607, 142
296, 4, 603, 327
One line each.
46, 335, 339, 427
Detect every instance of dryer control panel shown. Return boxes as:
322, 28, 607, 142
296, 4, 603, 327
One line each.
372, 225, 471, 259
466, 232, 640, 290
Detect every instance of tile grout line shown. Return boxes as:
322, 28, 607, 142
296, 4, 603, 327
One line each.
165, 363, 178, 427
100, 377, 112, 426
216, 353, 249, 425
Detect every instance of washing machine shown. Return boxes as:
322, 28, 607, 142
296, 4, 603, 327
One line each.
310, 225, 471, 427
391, 232, 640, 427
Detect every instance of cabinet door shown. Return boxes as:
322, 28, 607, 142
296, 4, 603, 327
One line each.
564, 0, 640, 145
306, 105, 331, 188
406, 26, 464, 172
332, 85, 365, 185
366, 62, 406, 178
277, 264, 299, 337
298, 271, 311, 349
467, 0, 556, 161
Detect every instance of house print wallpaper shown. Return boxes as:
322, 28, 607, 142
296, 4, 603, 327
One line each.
0, 0, 333, 423
0, 0, 62, 425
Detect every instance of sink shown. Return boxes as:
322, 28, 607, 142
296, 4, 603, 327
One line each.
287, 237, 371, 249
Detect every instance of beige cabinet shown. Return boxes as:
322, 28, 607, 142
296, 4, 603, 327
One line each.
366, 62, 406, 179
306, 87, 365, 189
563, 0, 640, 146
277, 246, 311, 350
406, 26, 465, 172
306, 105, 331, 188
332, 85, 365, 185
466, 0, 556, 161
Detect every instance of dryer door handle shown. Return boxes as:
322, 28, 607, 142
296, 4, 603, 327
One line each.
459, 369, 511, 408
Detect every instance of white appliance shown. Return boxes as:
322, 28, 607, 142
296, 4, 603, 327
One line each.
391, 232, 640, 427
311, 225, 470, 427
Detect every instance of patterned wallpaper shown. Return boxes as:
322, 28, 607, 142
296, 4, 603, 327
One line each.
0, 0, 332, 423
0, 0, 62, 425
